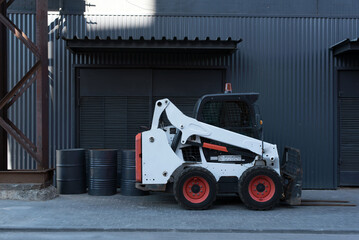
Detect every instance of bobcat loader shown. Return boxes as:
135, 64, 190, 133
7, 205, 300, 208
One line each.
135, 84, 302, 210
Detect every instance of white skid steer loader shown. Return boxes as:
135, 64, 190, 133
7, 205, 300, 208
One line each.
135, 84, 302, 210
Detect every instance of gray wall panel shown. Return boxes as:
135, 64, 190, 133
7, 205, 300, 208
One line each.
7, 13, 359, 188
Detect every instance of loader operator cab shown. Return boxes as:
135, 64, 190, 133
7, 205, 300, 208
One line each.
169, 91, 264, 165
166, 87, 264, 164
193, 92, 262, 140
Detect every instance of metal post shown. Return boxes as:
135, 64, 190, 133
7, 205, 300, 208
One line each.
0, 1, 7, 171
36, 0, 49, 170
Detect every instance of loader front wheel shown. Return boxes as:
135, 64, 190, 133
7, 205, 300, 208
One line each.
239, 166, 283, 210
174, 167, 217, 210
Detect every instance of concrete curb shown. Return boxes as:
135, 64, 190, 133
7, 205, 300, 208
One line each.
0, 185, 58, 201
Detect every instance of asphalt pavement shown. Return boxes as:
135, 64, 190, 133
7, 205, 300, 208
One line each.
0, 188, 358, 239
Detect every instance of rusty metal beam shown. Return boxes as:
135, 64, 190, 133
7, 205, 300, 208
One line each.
4, 74, 37, 110
0, 0, 52, 176
0, 117, 40, 163
0, 169, 54, 186
0, 1, 7, 171
0, 14, 40, 58
3, 117, 37, 151
6, 0, 15, 9
35, 0, 49, 170
0, 61, 40, 110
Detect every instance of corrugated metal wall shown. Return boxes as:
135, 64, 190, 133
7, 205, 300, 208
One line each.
7, 13, 359, 188
7, 13, 37, 170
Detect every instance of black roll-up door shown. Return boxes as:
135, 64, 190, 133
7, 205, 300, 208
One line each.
152, 69, 223, 116
77, 68, 224, 151
338, 70, 359, 186
78, 69, 152, 151
79, 96, 149, 150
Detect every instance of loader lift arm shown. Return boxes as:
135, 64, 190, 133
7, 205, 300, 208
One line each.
151, 98, 280, 169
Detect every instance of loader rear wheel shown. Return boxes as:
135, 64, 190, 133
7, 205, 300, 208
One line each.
174, 167, 217, 210
239, 166, 283, 210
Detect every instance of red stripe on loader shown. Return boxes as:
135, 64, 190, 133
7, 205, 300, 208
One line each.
135, 133, 142, 182
203, 143, 228, 152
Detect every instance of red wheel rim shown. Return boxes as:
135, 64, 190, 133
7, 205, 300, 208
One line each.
248, 175, 275, 202
183, 176, 210, 204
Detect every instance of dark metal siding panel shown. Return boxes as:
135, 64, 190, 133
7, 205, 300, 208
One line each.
48, 14, 74, 171
339, 98, 359, 171
235, 17, 359, 189
7, 13, 359, 188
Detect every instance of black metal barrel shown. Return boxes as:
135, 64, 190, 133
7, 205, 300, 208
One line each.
117, 150, 122, 188
121, 150, 148, 196
56, 149, 86, 194
88, 149, 117, 196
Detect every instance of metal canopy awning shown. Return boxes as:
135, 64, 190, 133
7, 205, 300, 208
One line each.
330, 38, 359, 56
64, 37, 241, 54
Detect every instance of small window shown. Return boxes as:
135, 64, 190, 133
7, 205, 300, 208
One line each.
201, 101, 256, 138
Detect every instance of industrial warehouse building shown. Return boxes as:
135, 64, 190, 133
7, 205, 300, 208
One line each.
3, 0, 359, 189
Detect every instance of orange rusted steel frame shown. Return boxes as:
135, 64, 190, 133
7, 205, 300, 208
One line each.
0, 0, 49, 170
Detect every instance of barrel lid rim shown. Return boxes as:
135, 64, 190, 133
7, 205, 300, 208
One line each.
88, 149, 119, 151
56, 148, 86, 152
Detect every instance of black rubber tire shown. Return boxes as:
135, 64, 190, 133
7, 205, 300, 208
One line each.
173, 167, 217, 210
238, 166, 283, 210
